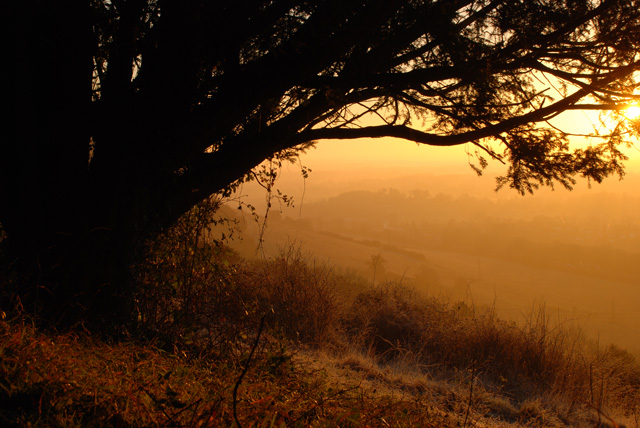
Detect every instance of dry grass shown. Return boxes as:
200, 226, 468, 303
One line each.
2, 207, 639, 427
343, 281, 640, 427
131, 232, 640, 427
243, 245, 343, 346
0, 315, 476, 427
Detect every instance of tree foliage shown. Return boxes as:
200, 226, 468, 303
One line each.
3, 0, 640, 327
89, 0, 640, 206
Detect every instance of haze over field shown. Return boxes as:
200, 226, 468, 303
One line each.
227, 139, 640, 356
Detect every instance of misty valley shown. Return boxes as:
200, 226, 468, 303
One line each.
7, 1, 640, 425
228, 172, 640, 356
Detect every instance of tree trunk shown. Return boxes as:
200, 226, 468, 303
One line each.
2, 154, 151, 331
3, 2, 143, 331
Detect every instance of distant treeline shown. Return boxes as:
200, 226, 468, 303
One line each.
274, 188, 639, 283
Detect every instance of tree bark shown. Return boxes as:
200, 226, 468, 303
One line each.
3, 2, 140, 331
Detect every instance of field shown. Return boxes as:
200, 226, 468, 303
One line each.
229, 176, 640, 356
3, 198, 640, 427
3, 172, 639, 427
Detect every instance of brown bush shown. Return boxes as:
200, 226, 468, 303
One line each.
343, 281, 640, 415
132, 206, 640, 423
243, 245, 341, 346
133, 198, 259, 356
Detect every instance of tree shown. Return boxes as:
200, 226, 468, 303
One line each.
368, 253, 388, 286
3, 0, 640, 329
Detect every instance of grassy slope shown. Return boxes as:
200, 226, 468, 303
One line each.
2, 282, 638, 427
243, 217, 640, 356
2, 200, 638, 427
0, 316, 515, 428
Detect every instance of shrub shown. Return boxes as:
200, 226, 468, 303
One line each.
244, 245, 341, 346
133, 198, 258, 356
132, 208, 640, 425
345, 283, 450, 360
343, 280, 640, 418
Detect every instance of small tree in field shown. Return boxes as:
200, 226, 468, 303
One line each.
368, 253, 388, 286
3, 0, 640, 329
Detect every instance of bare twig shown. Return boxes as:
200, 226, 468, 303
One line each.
463, 365, 478, 428
233, 315, 266, 428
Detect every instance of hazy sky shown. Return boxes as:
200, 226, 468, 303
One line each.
233, 110, 640, 355
294, 108, 640, 181
246, 108, 640, 213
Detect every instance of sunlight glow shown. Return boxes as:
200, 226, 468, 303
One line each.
625, 104, 640, 120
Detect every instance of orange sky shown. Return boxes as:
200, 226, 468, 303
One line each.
299, 109, 640, 178
241, 106, 640, 209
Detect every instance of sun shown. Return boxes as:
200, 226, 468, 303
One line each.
624, 104, 640, 120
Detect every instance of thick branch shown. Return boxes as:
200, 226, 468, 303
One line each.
294, 68, 636, 147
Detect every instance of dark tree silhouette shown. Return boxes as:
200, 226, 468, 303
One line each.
3, 0, 640, 329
